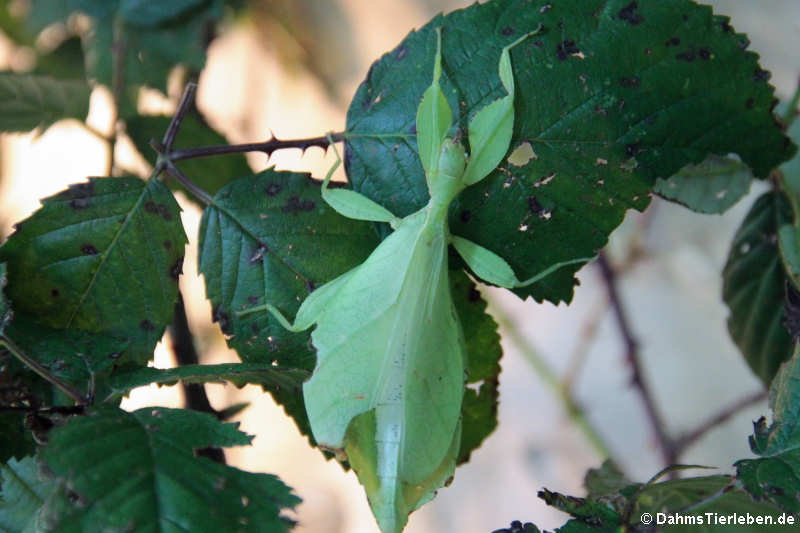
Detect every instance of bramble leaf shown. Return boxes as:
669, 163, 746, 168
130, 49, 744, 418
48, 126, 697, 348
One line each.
722, 192, 794, 384
0, 177, 187, 360
654, 154, 753, 214
127, 113, 252, 202
736, 344, 800, 513
106, 362, 309, 402
345, 0, 795, 305
0, 73, 90, 133
119, 0, 207, 27
0, 456, 56, 533
39, 406, 299, 532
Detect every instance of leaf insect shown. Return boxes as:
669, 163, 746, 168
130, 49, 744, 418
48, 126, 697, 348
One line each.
241, 27, 592, 533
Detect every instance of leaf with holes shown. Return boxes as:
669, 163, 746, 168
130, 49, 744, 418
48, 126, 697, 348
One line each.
127, 113, 252, 202
654, 154, 752, 214
0, 456, 57, 533
345, 0, 795, 305
39, 406, 299, 532
736, 343, 800, 514
0, 177, 187, 356
723, 192, 794, 384
0, 73, 90, 133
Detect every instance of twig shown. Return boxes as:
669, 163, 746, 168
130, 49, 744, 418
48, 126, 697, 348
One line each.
169, 292, 226, 464
596, 252, 675, 466
160, 158, 214, 206
489, 301, 614, 460
162, 82, 198, 151
168, 132, 345, 162
108, 16, 125, 176
562, 294, 608, 394
672, 390, 767, 457
0, 336, 87, 405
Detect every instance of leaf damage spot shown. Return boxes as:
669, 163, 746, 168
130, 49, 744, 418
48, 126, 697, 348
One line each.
676, 48, 696, 62
51, 288, 60, 298
395, 44, 408, 61
80, 244, 99, 255
665, 37, 680, 47
163, 240, 172, 250
140, 320, 155, 331
265, 183, 283, 196
534, 172, 556, 188
144, 201, 173, 221
169, 257, 184, 280
249, 245, 267, 264
468, 287, 481, 302
70, 197, 90, 210
282, 195, 315, 214
508, 142, 536, 167
595, 158, 608, 166
212, 306, 232, 335
619, 76, 640, 88
753, 68, 771, 83
618, 1, 644, 25
460, 209, 472, 222
539, 3, 552, 13
528, 195, 543, 215
556, 40, 580, 61
502, 26, 515, 36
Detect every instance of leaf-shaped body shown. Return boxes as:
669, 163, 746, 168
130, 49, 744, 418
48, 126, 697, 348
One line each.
301, 209, 464, 532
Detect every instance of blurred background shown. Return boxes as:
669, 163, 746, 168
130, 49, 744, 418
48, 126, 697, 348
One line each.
0, 0, 799, 531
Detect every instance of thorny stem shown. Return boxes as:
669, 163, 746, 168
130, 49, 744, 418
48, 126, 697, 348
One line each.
169, 292, 226, 464
672, 390, 767, 457
108, 17, 125, 176
0, 335, 87, 405
162, 83, 198, 150
488, 301, 614, 461
168, 132, 346, 162
596, 252, 675, 467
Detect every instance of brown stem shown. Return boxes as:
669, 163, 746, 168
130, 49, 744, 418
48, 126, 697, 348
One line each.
168, 292, 226, 464
672, 390, 767, 457
168, 132, 345, 162
596, 252, 675, 467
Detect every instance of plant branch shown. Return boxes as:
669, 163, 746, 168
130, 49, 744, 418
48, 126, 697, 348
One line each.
0, 335, 87, 405
160, 158, 214, 206
108, 16, 125, 176
672, 390, 767, 457
596, 252, 675, 466
162, 82, 198, 151
169, 292, 226, 464
489, 300, 614, 460
168, 132, 346, 162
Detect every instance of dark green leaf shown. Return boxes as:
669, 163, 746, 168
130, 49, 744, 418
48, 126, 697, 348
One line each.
27, 0, 120, 33
127, 113, 252, 201
0, 263, 9, 335
198, 169, 379, 442
0, 73, 90, 133
40, 406, 299, 532
722, 192, 794, 384
106, 362, 309, 402
120, 0, 206, 27
84, 1, 223, 92
654, 154, 752, 214
0, 177, 186, 354
0, 414, 35, 464
0, 456, 56, 533
736, 344, 800, 513
2, 312, 135, 400
345, 0, 795, 304
450, 270, 502, 463
34, 37, 87, 80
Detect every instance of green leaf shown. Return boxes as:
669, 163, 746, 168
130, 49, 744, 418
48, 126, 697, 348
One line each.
0, 456, 56, 533
39, 406, 299, 532
537, 473, 786, 532
0, 177, 187, 354
584, 460, 631, 498
0, 414, 36, 465
84, 1, 223, 92
722, 192, 794, 384
106, 362, 309, 402
34, 37, 87, 80
126, 113, 252, 201
345, 0, 795, 305
2, 312, 135, 400
779, 224, 800, 289
654, 154, 753, 214
0, 73, 90, 133
27, 0, 120, 33
198, 169, 379, 440
736, 343, 800, 513
119, 0, 207, 27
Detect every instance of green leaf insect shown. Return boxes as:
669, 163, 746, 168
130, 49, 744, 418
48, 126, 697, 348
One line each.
241, 27, 591, 533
